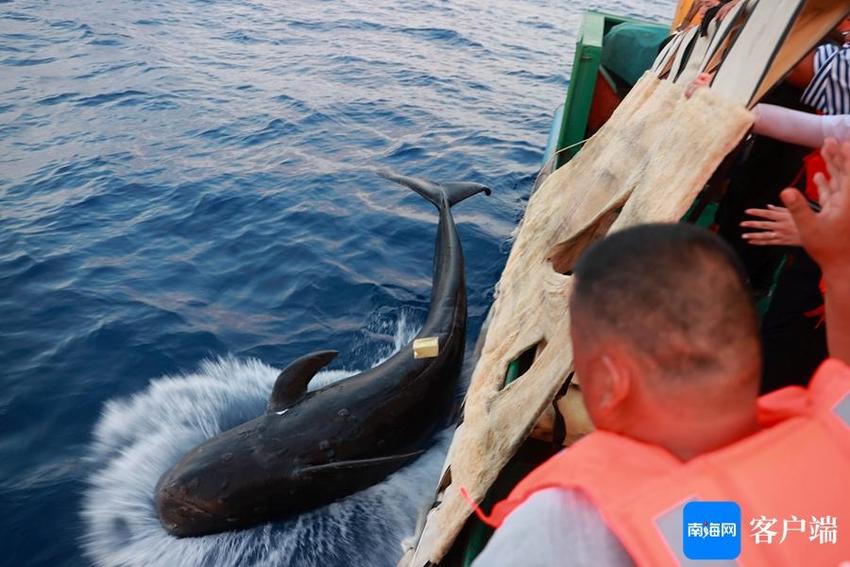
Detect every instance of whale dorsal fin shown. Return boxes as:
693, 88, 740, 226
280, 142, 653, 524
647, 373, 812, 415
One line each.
267, 350, 338, 413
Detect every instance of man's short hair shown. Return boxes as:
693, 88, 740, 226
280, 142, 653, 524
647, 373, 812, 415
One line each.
571, 223, 760, 381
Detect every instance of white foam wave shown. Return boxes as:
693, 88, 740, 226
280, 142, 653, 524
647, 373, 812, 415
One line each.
81, 312, 448, 567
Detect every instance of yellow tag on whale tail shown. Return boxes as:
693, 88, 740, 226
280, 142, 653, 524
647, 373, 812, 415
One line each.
413, 337, 439, 359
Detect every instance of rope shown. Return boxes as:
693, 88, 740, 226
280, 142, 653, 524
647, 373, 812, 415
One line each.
533, 133, 596, 193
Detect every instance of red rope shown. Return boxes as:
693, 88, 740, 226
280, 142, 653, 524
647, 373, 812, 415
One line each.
459, 485, 498, 528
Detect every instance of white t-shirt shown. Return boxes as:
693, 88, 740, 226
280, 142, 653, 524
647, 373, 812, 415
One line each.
472, 488, 635, 567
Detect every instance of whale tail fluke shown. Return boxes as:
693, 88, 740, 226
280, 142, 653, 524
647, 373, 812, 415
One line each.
378, 170, 491, 209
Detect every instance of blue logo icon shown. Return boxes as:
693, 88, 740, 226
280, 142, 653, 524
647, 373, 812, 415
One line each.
683, 501, 741, 560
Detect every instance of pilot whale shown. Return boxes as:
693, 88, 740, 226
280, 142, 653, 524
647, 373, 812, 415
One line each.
155, 172, 490, 537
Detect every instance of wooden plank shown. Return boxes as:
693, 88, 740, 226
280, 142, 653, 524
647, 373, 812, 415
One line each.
658, 0, 752, 83
675, 23, 713, 84
711, 0, 807, 105
669, 26, 700, 82
673, 0, 700, 31
699, 0, 754, 75
652, 31, 685, 77
752, 0, 850, 105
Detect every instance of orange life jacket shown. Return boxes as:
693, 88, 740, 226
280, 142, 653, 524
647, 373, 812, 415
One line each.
480, 359, 850, 566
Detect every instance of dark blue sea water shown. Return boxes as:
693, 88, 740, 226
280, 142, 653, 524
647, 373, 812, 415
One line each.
0, 1, 673, 565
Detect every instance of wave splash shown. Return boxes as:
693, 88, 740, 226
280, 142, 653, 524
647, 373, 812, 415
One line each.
81, 312, 447, 567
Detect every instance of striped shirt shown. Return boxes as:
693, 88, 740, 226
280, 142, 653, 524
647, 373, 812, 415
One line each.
801, 44, 850, 116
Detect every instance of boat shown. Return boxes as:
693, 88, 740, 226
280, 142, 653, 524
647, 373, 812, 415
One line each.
399, 1, 850, 565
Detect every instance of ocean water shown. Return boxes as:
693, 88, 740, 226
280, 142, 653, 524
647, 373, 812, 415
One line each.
0, 0, 673, 565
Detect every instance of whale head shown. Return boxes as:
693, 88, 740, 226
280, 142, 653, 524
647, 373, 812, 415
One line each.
154, 416, 306, 537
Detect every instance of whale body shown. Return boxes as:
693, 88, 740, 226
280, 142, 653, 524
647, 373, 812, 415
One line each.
154, 173, 490, 537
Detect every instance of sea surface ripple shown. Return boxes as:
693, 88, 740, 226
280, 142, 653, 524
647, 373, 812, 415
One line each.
0, 0, 673, 565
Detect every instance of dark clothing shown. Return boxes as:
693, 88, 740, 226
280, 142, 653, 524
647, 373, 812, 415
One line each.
760, 249, 827, 393
715, 83, 827, 393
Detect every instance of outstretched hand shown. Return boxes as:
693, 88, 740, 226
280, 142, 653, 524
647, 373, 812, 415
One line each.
782, 138, 850, 365
781, 138, 850, 274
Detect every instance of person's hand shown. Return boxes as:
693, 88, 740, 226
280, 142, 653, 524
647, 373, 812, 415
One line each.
781, 138, 850, 275
740, 205, 802, 246
685, 72, 713, 98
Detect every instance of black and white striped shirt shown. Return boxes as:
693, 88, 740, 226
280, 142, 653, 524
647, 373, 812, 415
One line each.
801, 44, 850, 116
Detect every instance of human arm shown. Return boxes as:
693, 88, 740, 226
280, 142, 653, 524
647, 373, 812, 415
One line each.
752, 104, 826, 147
782, 138, 850, 364
753, 105, 850, 147
472, 488, 634, 567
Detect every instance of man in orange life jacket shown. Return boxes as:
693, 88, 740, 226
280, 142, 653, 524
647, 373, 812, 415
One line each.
473, 138, 850, 567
